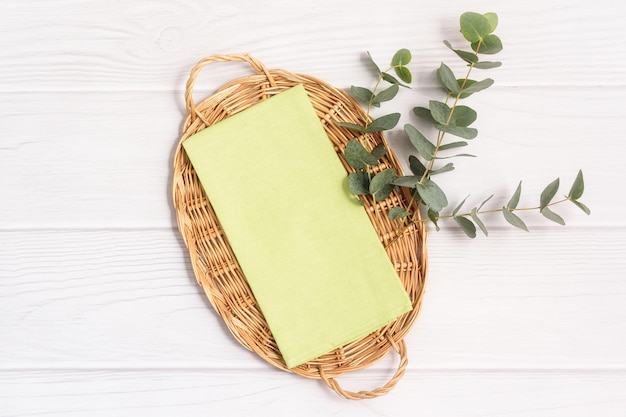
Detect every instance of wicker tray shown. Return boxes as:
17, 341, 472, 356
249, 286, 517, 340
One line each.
172, 54, 428, 399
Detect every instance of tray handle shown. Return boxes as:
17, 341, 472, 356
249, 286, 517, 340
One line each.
319, 337, 409, 400
185, 54, 277, 122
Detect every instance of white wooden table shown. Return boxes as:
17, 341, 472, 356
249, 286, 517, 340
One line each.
2, 1, 625, 415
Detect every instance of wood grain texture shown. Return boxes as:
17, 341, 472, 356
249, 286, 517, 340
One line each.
1, 0, 625, 414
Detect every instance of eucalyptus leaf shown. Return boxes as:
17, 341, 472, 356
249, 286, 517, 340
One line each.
391, 48, 412, 66
483, 12, 498, 32
405, 124, 435, 160
413, 107, 436, 123
472, 34, 503, 55
454, 216, 477, 238
437, 63, 460, 94
430, 162, 455, 175
366, 51, 382, 75
435, 124, 478, 139
347, 172, 370, 195
429, 100, 451, 125
541, 207, 566, 225
344, 139, 379, 169
502, 208, 529, 231
443, 40, 478, 64
460, 78, 495, 95
372, 84, 400, 105
450, 105, 477, 127
366, 113, 401, 132
473, 61, 502, 69
369, 168, 397, 201
453, 195, 470, 216
460, 12, 492, 43
350, 86, 374, 105
388, 206, 410, 220
507, 181, 522, 210
416, 178, 448, 212
395, 66, 412, 83
408, 155, 427, 177
428, 208, 441, 231
568, 169, 585, 200
570, 199, 591, 215
471, 208, 489, 236
335, 121, 367, 133
371, 143, 387, 160
438, 141, 468, 151
540, 178, 560, 210
477, 194, 494, 211
392, 175, 421, 188
433, 153, 477, 159
382, 72, 410, 88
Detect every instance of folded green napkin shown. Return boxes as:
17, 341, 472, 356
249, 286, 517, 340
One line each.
183, 84, 412, 368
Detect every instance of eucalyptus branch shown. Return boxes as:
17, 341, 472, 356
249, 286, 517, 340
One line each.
337, 11, 590, 239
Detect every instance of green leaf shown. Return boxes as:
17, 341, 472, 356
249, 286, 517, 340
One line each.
350, 86, 374, 105
371, 143, 387, 160
408, 155, 427, 177
473, 61, 502, 69
369, 168, 397, 201
366, 51, 382, 75
452, 195, 470, 216
460, 12, 493, 43
382, 72, 410, 88
413, 107, 436, 123
391, 48, 412, 66
395, 66, 412, 84
366, 113, 401, 132
540, 178, 560, 210
568, 169, 585, 200
507, 181, 522, 210
347, 172, 370, 195
454, 216, 477, 238
335, 120, 367, 133
541, 207, 566, 225
428, 209, 440, 231
570, 199, 591, 215
438, 141, 468, 151
470, 208, 488, 236
477, 194, 494, 211
430, 162, 455, 175
483, 12, 498, 32
392, 175, 420, 188
429, 100, 451, 125
433, 153, 476, 159
388, 206, 410, 220
435, 124, 478, 139
450, 106, 477, 127
416, 178, 448, 212
372, 84, 399, 105
437, 63, 460, 94
460, 78, 495, 95
472, 34, 503, 55
344, 139, 379, 169
405, 124, 435, 160
502, 208, 529, 231
443, 40, 478, 64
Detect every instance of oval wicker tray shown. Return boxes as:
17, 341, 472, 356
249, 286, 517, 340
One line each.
172, 54, 428, 399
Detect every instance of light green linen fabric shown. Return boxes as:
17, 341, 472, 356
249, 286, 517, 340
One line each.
182, 84, 412, 368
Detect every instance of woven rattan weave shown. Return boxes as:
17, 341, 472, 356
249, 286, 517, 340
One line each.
172, 54, 428, 399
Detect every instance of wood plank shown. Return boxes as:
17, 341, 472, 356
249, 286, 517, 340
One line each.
2, 229, 624, 369
1, 369, 625, 416
1, 0, 625, 91
0, 87, 616, 228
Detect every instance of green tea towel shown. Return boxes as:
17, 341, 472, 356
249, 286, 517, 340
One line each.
183, 84, 412, 368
